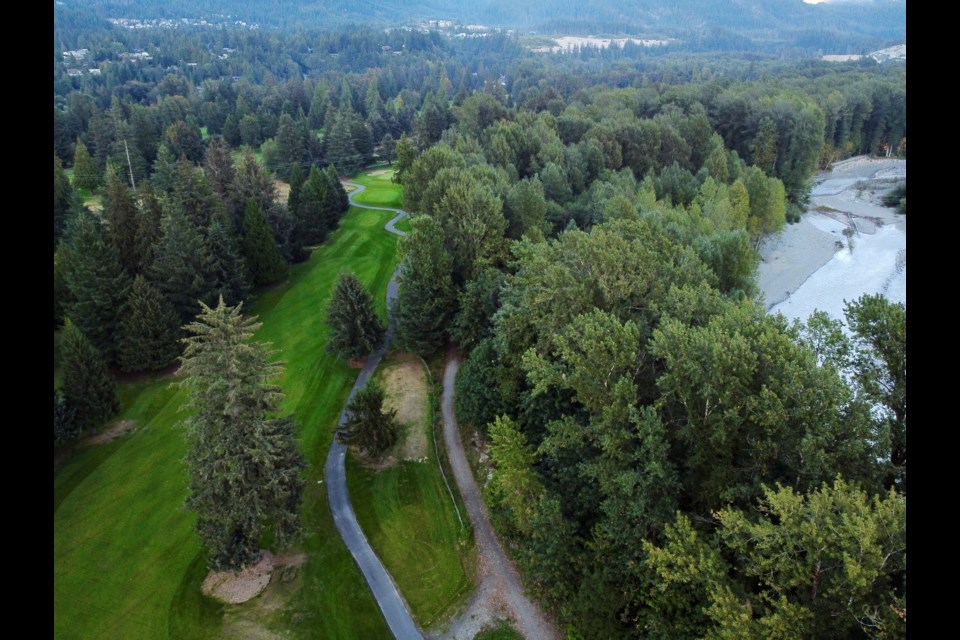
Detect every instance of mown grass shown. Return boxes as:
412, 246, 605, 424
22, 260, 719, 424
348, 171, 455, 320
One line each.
54, 174, 408, 639
352, 170, 402, 209
474, 620, 524, 640
347, 353, 473, 628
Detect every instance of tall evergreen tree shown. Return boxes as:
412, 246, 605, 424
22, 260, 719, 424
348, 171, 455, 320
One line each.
394, 216, 456, 356
118, 275, 182, 373
61, 318, 119, 432
300, 165, 330, 244
54, 390, 79, 447
170, 158, 223, 229
242, 199, 289, 287
287, 164, 305, 219
274, 113, 304, 181
204, 136, 239, 222
150, 143, 179, 196
325, 110, 361, 175
326, 272, 385, 360
393, 133, 416, 184
321, 165, 345, 232
62, 210, 131, 363
179, 298, 306, 570
102, 164, 141, 274
54, 155, 74, 247
337, 382, 399, 457
133, 181, 163, 273
72, 138, 100, 191
149, 209, 219, 322
207, 213, 251, 308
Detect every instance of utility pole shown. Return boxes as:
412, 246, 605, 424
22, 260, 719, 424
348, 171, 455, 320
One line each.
123, 139, 136, 190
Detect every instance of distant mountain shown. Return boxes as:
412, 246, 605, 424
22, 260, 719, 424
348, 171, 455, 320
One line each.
59, 0, 905, 50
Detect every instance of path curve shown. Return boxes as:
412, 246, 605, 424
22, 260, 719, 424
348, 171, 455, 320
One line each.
438, 349, 562, 640
324, 180, 422, 640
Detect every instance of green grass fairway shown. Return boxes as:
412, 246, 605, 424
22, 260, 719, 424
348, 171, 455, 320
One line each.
55, 173, 414, 639
352, 171, 402, 209
347, 353, 473, 628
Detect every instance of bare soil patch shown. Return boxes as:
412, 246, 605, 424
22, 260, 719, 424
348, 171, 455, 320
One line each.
273, 179, 290, 204
367, 169, 390, 177
202, 550, 307, 605
82, 420, 136, 446
381, 352, 430, 462
346, 357, 367, 369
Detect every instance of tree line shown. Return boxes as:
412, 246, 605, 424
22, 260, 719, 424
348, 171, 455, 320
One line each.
383, 74, 905, 638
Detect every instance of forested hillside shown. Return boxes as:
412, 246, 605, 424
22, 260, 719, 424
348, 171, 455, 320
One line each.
60, 0, 906, 51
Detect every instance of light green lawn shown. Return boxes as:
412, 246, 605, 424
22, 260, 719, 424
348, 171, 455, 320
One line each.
55, 175, 407, 639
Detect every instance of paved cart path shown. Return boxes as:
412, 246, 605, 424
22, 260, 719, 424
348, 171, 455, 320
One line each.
324, 181, 422, 639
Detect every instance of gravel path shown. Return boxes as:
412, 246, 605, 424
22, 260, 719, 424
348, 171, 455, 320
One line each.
324, 181, 422, 639
435, 349, 561, 640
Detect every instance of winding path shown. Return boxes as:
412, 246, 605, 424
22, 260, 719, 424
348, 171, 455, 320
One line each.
438, 350, 561, 640
324, 180, 423, 640
325, 179, 558, 640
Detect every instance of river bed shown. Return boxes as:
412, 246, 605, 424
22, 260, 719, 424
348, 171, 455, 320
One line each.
757, 156, 906, 324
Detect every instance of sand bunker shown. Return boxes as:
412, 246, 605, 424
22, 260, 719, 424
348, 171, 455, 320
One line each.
202, 551, 307, 605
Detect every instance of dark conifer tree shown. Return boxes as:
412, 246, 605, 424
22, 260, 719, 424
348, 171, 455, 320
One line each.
118, 275, 182, 373
62, 210, 131, 363
179, 298, 306, 570
72, 138, 100, 191
326, 272, 385, 360
54, 390, 79, 447
207, 213, 251, 307
149, 210, 219, 321
242, 199, 289, 287
394, 216, 456, 356
61, 318, 119, 432
102, 164, 141, 274
54, 155, 74, 247
337, 382, 399, 457
300, 165, 330, 244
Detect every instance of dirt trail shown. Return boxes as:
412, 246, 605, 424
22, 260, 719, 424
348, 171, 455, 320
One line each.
433, 349, 561, 640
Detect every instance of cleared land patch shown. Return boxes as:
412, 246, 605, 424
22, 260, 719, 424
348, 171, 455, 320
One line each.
380, 352, 430, 462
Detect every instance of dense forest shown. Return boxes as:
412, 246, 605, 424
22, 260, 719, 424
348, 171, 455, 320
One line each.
54, 8, 905, 637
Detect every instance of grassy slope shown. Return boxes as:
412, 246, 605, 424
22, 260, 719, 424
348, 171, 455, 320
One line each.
54, 178, 403, 639
347, 353, 473, 628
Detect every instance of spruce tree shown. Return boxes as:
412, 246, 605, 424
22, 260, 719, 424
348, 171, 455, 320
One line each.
326, 272, 385, 360
322, 165, 345, 232
204, 136, 239, 222
394, 216, 456, 357
179, 298, 306, 570
118, 275, 182, 373
337, 382, 399, 457
54, 390, 79, 447
133, 181, 163, 273
61, 318, 119, 432
207, 213, 251, 308
102, 164, 141, 274
274, 113, 304, 181
325, 164, 350, 215
300, 165, 330, 244
62, 210, 131, 363
287, 164, 305, 219
54, 155, 74, 247
149, 209, 219, 321
72, 138, 100, 191
242, 199, 289, 287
